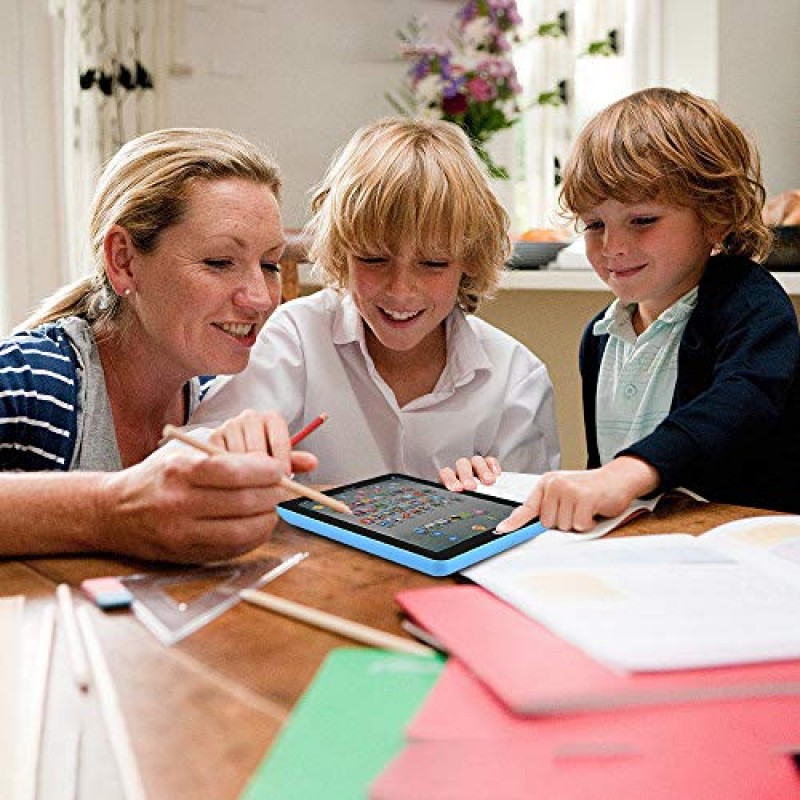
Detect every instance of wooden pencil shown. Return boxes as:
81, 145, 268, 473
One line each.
56, 583, 91, 691
240, 590, 434, 657
162, 425, 352, 515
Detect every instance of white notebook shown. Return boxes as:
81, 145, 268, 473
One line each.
467, 515, 800, 672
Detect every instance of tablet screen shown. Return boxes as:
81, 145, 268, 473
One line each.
285, 474, 521, 559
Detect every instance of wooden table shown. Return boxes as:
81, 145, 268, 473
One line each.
3, 498, 777, 799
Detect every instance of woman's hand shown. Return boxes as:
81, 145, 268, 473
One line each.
98, 447, 306, 563
208, 409, 318, 477
496, 456, 660, 534
439, 455, 502, 492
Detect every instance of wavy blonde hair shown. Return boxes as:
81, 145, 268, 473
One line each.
560, 88, 771, 261
304, 116, 511, 313
21, 127, 281, 330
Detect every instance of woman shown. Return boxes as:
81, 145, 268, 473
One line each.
0, 127, 315, 562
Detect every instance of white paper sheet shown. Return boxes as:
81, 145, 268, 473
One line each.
467, 516, 800, 672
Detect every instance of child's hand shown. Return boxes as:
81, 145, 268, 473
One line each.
209, 409, 318, 477
496, 456, 660, 533
439, 456, 502, 492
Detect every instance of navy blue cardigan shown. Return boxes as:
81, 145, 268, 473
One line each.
580, 255, 800, 513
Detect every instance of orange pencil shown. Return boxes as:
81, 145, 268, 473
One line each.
291, 412, 329, 447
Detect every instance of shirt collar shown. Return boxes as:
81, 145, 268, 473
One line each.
331, 290, 364, 347
331, 291, 492, 388
593, 286, 699, 344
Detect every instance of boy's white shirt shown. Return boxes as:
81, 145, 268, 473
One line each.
190, 289, 560, 485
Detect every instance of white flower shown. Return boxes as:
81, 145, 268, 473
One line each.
500, 99, 518, 118
414, 74, 445, 106
461, 18, 493, 48
457, 50, 483, 71
419, 105, 444, 120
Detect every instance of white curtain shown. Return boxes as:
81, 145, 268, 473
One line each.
0, 0, 64, 333
516, 0, 575, 228
514, 0, 660, 230
0, 0, 180, 333
60, 0, 173, 281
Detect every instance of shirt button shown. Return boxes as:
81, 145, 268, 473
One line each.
624, 384, 637, 398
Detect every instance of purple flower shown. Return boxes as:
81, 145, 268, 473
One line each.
443, 74, 466, 98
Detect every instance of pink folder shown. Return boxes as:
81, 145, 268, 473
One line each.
396, 585, 800, 715
370, 735, 800, 800
409, 658, 800, 749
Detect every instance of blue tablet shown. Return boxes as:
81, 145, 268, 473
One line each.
276, 473, 547, 577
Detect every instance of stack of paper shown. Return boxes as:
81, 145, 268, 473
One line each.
367, 584, 800, 798
466, 516, 800, 671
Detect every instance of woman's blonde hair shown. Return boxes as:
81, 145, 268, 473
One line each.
21, 127, 281, 330
560, 88, 771, 261
304, 116, 511, 313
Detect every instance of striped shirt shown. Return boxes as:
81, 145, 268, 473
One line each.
0, 318, 211, 471
0, 323, 80, 469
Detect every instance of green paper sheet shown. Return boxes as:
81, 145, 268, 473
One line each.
239, 647, 445, 800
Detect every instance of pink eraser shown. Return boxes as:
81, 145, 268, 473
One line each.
81, 577, 133, 610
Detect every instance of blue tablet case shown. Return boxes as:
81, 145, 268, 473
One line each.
276, 504, 547, 577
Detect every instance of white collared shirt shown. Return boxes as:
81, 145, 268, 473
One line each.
191, 289, 559, 484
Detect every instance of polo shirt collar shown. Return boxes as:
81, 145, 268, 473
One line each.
593, 287, 699, 345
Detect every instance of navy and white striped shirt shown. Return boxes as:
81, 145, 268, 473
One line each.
0, 323, 81, 470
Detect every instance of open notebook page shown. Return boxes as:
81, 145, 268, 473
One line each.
466, 518, 800, 672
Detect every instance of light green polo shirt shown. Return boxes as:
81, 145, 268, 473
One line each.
594, 287, 698, 465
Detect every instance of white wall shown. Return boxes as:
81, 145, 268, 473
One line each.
165, 0, 457, 228
164, 0, 799, 227
717, 0, 800, 195
661, 0, 718, 99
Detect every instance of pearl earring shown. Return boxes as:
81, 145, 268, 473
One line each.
123, 288, 132, 297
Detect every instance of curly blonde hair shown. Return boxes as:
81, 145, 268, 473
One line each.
304, 116, 511, 314
560, 88, 771, 261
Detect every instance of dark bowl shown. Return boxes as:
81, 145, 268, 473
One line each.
507, 241, 569, 270
765, 226, 800, 271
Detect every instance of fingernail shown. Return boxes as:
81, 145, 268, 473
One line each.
495, 522, 510, 534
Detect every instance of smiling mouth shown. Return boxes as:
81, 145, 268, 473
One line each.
380, 307, 423, 322
213, 322, 257, 339
609, 264, 646, 278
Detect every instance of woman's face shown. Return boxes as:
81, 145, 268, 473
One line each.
124, 178, 284, 380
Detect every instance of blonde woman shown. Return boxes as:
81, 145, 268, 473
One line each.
0, 128, 316, 562
193, 117, 560, 485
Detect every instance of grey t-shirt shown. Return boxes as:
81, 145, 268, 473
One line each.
61, 317, 201, 471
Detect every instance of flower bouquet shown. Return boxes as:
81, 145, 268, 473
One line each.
387, 0, 524, 179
